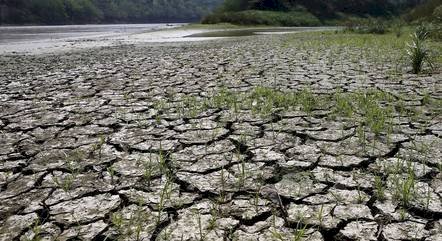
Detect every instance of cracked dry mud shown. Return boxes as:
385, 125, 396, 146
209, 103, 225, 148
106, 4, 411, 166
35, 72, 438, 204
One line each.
0, 32, 441, 241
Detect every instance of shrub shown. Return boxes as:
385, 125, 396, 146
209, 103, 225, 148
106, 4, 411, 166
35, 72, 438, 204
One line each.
202, 10, 321, 26
344, 18, 388, 34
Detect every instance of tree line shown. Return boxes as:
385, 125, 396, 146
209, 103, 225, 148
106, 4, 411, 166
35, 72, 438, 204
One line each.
0, 0, 223, 24
219, 0, 429, 18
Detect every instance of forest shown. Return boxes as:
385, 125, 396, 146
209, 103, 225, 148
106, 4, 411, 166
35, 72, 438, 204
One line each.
1, 0, 440, 25
0, 0, 223, 24
203, 0, 441, 26
217, 0, 428, 17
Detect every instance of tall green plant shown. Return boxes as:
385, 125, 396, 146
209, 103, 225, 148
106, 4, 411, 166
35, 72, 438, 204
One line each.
406, 26, 433, 74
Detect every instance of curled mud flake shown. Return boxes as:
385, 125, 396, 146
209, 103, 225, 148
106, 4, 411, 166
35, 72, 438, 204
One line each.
316, 136, 393, 157
287, 203, 339, 230
5, 112, 68, 131
339, 221, 378, 241
173, 152, 244, 173
368, 157, 434, 179
333, 204, 373, 220
246, 133, 301, 151
58, 125, 112, 138
0, 172, 45, 200
49, 194, 120, 225
312, 167, 374, 189
232, 122, 261, 136
2, 188, 52, 215
157, 201, 239, 241
229, 162, 274, 190
132, 139, 179, 152
385, 176, 442, 214
172, 139, 236, 160
382, 221, 429, 241
274, 172, 327, 200
286, 144, 321, 160
109, 127, 158, 147
319, 155, 367, 168
111, 152, 163, 177
176, 128, 229, 145
119, 178, 198, 209
399, 135, 441, 166
430, 173, 442, 195
0, 212, 39, 241
426, 220, 442, 241
20, 222, 61, 241
304, 188, 370, 205
105, 205, 166, 241
59, 220, 107, 240
0, 158, 27, 171
268, 117, 312, 132
220, 196, 271, 221
304, 126, 354, 141
26, 149, 71, 172
174, 118, 219, 131
42, 172, 114, 205
176, 169, 237, 194
234, 215, 323, 241
251, 148, 286, 163
0, 171, 20, 186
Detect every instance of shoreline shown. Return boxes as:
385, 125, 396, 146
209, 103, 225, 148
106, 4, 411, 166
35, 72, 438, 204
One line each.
0, 24, 335, 55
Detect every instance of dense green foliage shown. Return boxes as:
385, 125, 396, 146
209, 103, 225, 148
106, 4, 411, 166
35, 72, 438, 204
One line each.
202, 9, 320, 26
406, 0, 442, 21
203, 0, 437, 26
0, 0, 223, 24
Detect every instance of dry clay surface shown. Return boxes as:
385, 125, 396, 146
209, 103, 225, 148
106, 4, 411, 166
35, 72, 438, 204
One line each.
0, 34, 441, 241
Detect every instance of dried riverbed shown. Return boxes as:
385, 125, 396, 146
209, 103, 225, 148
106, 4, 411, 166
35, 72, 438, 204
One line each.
0, 32, 441, 241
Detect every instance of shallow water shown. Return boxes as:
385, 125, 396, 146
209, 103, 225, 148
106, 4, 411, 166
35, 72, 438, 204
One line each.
0, 24, 182, 44
185, 27, 335, 38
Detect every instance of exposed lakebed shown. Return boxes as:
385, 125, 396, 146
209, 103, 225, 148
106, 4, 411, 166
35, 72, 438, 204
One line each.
0, 28, 441, 241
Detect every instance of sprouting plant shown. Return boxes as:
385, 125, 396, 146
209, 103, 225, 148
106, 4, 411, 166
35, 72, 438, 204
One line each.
317, 204, 324, 226
298, 88, 316, 113
399, 208, 407, 221
393, 173, 416, 207
24, 220, 43, 241
219, 168, 226, 202
333, 90, 353, 118
195, 209, 205, 241
142, 158, 154, 186
425, 185, 431, 210
158, 143, 168, 175
293, 221, 308, 241
271, 230, 285, 241
52, 172, 75, 192
111, 212, 124, 232
406, 26, 433, 74
157, 178, 172, 225
208, 204, 219, 231
356, 124, 366, 152
356, 185, 365, 203
374, 176, 385, 201
422, 92, 431, 105
107, 166, 116, 185
236, 153, 246, 189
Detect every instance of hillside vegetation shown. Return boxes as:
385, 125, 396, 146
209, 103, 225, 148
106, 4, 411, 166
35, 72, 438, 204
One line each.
203, 0, 440, 26
0, 0, 223, 25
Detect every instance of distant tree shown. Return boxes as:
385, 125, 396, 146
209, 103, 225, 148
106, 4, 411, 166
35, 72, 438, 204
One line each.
65, 0, 102, 23
30, 0, 67, 23
222, 0, 250, 11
